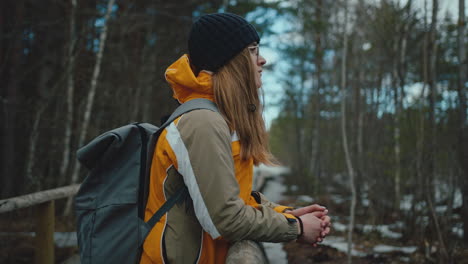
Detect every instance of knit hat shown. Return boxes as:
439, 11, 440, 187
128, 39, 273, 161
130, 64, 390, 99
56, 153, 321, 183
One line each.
188, 13, 260, 72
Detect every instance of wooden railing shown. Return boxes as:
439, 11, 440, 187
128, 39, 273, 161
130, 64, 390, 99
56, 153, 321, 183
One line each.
0, 184, 81, 264
226, 240, 268, 264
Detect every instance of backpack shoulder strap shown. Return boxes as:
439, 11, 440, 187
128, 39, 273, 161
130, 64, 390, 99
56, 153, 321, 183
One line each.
144, 99, 219, 229
160, 98, 219, 130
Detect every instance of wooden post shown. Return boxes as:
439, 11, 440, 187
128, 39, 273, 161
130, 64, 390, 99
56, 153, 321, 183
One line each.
35, 201, 55, 264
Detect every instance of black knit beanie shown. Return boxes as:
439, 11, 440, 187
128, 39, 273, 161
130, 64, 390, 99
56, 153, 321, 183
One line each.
188, 13, 260, 72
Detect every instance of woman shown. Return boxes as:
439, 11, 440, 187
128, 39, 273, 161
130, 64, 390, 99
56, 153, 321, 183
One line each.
140, 12, 331, 264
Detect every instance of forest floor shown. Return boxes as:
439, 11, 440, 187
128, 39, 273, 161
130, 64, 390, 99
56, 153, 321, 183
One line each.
278, 191, 468, 264
282, 192, 468, 264
257, 166, 468, 264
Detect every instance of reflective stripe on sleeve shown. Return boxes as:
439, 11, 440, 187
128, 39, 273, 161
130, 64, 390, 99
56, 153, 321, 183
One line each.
165, 122, 221, 239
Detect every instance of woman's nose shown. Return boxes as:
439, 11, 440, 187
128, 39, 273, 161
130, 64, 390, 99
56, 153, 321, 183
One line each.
258, 55, 266, 66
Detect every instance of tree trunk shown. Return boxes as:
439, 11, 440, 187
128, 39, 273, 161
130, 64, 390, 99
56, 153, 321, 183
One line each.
425, 0, 449, 260
356, 63, 364, 206
457, 0, 468, 243
295, 53, 307, 190
64, 0, 116, 215
132, 2, 157, 122
427, 0, 438, 200
309, 0, 323, 195
392, 87, 401, 210
25, 2, 67, 192
340, 2, 356, 263
1, 2, 24, 198
392, 28, 402, 210
413, 0, 430, 240
59, 0, 77, 186
25, 102, 47, 192
144, 2, 193, 123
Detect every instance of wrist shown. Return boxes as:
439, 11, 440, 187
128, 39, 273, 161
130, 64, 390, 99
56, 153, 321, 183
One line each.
296, 216, 304, 238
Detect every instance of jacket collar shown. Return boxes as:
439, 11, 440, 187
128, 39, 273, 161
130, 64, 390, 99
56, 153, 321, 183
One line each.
165, 54, 214, 103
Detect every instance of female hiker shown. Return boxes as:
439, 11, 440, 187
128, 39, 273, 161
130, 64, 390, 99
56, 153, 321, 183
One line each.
140, 12, 331, 264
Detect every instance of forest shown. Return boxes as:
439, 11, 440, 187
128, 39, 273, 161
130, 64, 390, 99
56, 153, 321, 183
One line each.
0, 0, 467, 263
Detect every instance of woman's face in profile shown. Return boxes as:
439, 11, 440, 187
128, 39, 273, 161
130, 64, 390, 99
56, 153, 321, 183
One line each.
248, 43, 266, 88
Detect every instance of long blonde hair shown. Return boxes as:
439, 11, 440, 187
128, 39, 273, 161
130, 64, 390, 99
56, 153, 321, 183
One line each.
212, 48, 276, 165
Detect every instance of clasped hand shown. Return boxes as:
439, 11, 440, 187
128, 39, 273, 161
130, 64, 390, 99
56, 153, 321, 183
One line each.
287, 204, 331, 246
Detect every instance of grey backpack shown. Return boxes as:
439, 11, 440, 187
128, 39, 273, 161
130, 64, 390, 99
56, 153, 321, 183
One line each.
74, 99, 218, 264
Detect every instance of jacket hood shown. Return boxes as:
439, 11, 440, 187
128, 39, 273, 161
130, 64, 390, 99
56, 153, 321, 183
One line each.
165, 54, 214, 103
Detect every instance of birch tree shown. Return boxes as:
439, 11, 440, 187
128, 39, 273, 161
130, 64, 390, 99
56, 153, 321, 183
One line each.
391, 20, 402, 211
59, 0, 77, 186
339, 1, 356, 263
391, 0, 412, 210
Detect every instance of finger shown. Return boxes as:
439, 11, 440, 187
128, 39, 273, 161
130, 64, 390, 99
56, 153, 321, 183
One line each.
322, 227, 331, 237
321, 218, 330, 228
311, 211, 326, 218
321, 215, 331, 224
288, 209, 300, 216
289, 208, 305, 216
292, 204, 326, 216
306, 204, 327, 211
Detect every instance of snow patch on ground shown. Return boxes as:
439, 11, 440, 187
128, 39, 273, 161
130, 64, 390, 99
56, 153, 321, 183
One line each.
454, 189, 462, 208
373, 244, 417, 254
333, 222, 403, 239
362, 198, 370, 207
330, 194, 346, 204
400, 195, 413, 210
320, 235, 419, 257
262, 242, 287, 264
254, 164, 290, 176
332, 222, 347, 232
452, 223, 464, 238
391, 221, 404, 229
255, 165, 289, 202
436, 205, 448, 213
361, 224, 402, 239
400, 188, 462, 213
320, 236, 366, 257
296, 195, 314, 203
